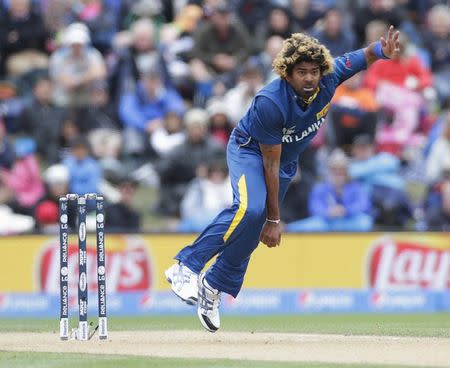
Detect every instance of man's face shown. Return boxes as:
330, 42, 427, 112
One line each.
269, 9, 289, 32
72, 145, 88, 161
70, 43, 84, 57
165, 112, 182, 133
265, 36, 283, 59
330, 165, 348, 188
133, 29, 154, 52
10, 0, 30, 18
211, 12, 230, 32
50, 182, 69, 198
286, 62, 322, 99
142, 75, 162, 97
324, 10, 342, 36
292, 0, 310, 15
187, 123, 207, 143
352, 143, 374, 161
34, 79, 53, 103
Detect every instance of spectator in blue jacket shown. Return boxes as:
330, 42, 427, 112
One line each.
349, 134, 405, 191
119, 65, 185, 158
62, 137, 102, 195
286, 149, 373, 232
349, 134, 412, 228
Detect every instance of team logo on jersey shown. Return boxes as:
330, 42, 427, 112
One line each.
316, 102, 330, 120
282, 118, 325, 143
282, 126, 296, 141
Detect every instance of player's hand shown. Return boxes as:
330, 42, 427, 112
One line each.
381, 25, 400, 59
259, 221, 281, 248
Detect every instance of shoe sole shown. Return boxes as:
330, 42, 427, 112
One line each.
197, 308, 218, 333
165, 270, 198, 305
197, 273, 219, 333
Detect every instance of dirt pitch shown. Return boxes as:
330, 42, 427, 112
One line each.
1, 331, 449, 367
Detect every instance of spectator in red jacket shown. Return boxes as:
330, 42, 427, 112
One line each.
364, 36, 433, 155
364, 36, 433, 93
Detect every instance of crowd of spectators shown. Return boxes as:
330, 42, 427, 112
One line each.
0, 0, 449, 234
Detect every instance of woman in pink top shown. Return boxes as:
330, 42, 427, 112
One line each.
0, 138, 45, 214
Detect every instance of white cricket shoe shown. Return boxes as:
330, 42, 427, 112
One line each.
197, 273, 221, 332
165, 262, 198, 305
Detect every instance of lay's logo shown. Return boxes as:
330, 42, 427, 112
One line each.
367, 237, 450, 290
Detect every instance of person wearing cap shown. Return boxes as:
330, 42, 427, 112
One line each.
166, 25, 400, 332
206, 98, 234, 147
34, 164, 71, 233
67, 0, 118, 54
285, 149, 373, 232
49, 22, 107, 107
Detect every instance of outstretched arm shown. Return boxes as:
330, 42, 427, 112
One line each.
364, 25, 400, 67
332, 26, 400, 86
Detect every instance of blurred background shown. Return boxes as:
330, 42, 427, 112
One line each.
0, 0, 450, 320
0, 0, 449, 234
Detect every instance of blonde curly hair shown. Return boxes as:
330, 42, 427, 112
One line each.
272, 33, 334, 79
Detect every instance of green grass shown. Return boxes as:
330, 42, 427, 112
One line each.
0, 352, 427, 368
1, 315, 448, 368
1, 313, 450, 337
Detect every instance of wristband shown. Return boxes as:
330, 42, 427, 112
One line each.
374, 41, 389, 59
266, 218, 281, 224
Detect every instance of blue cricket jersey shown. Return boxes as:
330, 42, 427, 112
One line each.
234, 49, 367, 178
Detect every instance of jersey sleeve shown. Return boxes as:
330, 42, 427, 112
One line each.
332, 49, 367, 87
248, 96, 284, 145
